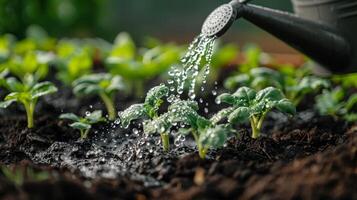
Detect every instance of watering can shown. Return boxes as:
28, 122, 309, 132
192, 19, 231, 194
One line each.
201, 0, 357, 73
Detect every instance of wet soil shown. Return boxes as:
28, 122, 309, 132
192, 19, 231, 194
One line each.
0, 105, 356, 200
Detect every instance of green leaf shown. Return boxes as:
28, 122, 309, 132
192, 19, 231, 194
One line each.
210, 107, 235, 125
143, 113, 172, 134
224, 74, 250, 90
144, 85, 169, 107
110, 32, 136, 60
70, 122, 91, 131
31, 82, 58, 99
86, 110, 104, 123
59, 113, 80, 122
199, 124, 233, 149
233, 86, 257, 106
177, 128, 192, 136
275, 99, 296, 115
255, 87, 284, 102
216, 93, 236, 105
106, 75, 125, 94
345, 94, 357, 111
228, 107, 251, 124
5, 77, 26, 92
119, 104, 147, 128
196, 116, 211, 130
0, 99, 16, 108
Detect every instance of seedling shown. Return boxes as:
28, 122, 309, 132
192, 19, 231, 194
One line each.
224, 67, 329, 106
316, 88, 357, 122
55, 48, 93, 85
224, 67, 284, 91
73, 73, 124, 120
144, 100, 234, 159
60, 110, 105, 139
1, 166, 49, 186
216, 87, 296, 139
0, 78, 57, 128
3, 51, 49, 83
118, 85, 169, 150
106, 32, 182, 96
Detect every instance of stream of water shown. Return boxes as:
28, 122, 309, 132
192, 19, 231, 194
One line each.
167, 34, 216, 102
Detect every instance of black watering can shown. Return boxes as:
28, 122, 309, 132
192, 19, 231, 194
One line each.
201, 0, 357, 73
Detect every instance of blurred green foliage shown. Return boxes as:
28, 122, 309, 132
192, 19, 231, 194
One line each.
0, 0, 292, 40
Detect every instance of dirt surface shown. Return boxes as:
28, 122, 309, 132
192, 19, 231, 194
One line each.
0, 102, 356, 200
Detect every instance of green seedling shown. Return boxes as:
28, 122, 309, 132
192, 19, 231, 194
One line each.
3, 51, 49, 83
332, 73, 357, 89
144, 100, 234, 159
224, 67, 284, 91
239, 44, 262, 73
0, 78, 57, 128
56, 48, 93, 85
73, 73, 124, 121
1, 166, 50, 186
216, 87, 296, 139
316, 88, 357, 122
106, 32, 182, 96
118, 85, 169, 150
225, 67, 329, 106
60, 110, 105, 139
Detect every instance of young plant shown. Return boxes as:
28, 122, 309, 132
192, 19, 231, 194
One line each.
118, 85, 169, 150
1, 166, 49, 186
4, 51, 49, 83
59, 110, 105, 139
216, 87, 296, 139
225, 66, 329, 106
73, 73, 124, 121
315, 88, 357, 122
0, 78, 57, 128
106, 32, 182, 96
224, 67, 284, 91
144, 100, 234, 159
55, 47, 93, 85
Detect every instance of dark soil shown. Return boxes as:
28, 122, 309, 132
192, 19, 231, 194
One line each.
0, 75, 356, 199
1, 102, 356, 200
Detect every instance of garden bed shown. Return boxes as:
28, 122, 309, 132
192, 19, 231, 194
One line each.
0, 32, 357, 200
0, 85, 356, 200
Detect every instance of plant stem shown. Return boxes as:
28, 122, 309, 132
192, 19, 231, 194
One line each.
79, 129, 90, 139
192, 130, 207, 159
250, 116, 260, 139
160, 132, 170, 152
24, 101, 35, 128
198, 146, 207, 159
100, 92, 116, 121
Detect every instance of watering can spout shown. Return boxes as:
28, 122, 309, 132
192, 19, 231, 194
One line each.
202, 0, 355, 73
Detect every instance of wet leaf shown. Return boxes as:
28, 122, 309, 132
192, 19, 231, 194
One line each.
59, 113, 80, 122
228, 107, 250, 124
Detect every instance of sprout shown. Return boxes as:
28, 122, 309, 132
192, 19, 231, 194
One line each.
0, 78, 57, 128
73, 73, 125, 121
60, 110, 105, 139
118, 85, 170, 150
3, 52, 49, 83
144, 100, 234, 159
316, 88, 357, 122
55, 48, 93, 85
224, 67, 330, 106
216, 87, 295, 139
